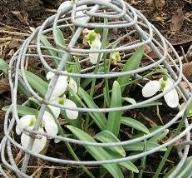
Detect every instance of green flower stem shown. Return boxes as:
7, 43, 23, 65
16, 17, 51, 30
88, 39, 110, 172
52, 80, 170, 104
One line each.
47, 106, 95, 178
152, 118, 185, 178
90, 19, 109, 97
59, 127, 95, 178
94, 68, 168, 100
138, 139, 147, 178
103, 18, 110, 107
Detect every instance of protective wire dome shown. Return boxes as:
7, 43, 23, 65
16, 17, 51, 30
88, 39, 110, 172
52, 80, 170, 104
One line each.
0, 0, 192, 177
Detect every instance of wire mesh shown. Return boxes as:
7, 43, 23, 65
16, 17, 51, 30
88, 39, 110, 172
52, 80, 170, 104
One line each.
0, 0, 192, 177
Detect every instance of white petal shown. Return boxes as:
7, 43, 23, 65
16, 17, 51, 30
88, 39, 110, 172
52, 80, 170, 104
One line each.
163, 78, 179, 108
58, 1, 71, 11
64, 99, 78, 120
46, 72, 55, 80
49, 75, 68, 98
47, 105, 61, 119
142, 80, 160, 97
43, 111, 58, 137
54, 137, 61, 143
164, 89, 179, 108
89, 36, 102, 64
16, 125, 22, 135
76, 5, 87, 23
16, 115, 36, 135
68, 78, 78, 93
21, 131, 47, 154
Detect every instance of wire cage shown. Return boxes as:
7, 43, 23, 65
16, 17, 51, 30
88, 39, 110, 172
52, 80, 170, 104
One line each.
1, 0, 192, 177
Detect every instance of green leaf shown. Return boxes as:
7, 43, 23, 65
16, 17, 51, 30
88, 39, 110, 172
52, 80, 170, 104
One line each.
107, 81, 122, 136
2, 105, 38, 116
119, 161, 139, 173
117, 46, 144, 92
67, 126, 124, 178
78, 88, 107, 130
186, 102, 192, 117
124, 141, 166, 152
149, 129, 169, 142
137, 102, 162, 108
121, 117, 149, 134
163, 157, 192, 178
95, 130, 126, 157
53, 27, 66, 47
40, 35, 59, 65
0, 58, 9, 74
24, 71, 48, 96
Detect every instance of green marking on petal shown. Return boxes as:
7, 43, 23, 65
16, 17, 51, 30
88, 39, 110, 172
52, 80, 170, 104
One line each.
59, 97, 65, 105
160, 79, 166, 91
29, 117, 36, 127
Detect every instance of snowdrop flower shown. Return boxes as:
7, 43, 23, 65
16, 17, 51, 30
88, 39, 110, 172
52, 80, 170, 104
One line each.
42, 111, 59, 137
142, 77, 179, 108
110, 52, 121, 65
58, 2, 87, 23
16, 113, 59, 153
57, 95, 79, 120
83, 29, 102, 64
46, 72, 78, 99
46, 72, 79, 120
47, 72, 68, 99
58, 1, 71, 11
68, 77, 78, 94
21, 128, 47, 154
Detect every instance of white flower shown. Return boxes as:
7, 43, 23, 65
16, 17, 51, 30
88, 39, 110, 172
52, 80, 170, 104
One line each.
64, 98, 79, 120
58, 2, 87, 23
142, 77, 179, 108
68, 77, 78, 94
83, 30, 102, 64
42, 111, 59, 137
57, 95, 79, 120
46, 72, 79, 120
46, 72, 78, 99
142, 80, 161, 98
47, 72, 68, 99
16, 113, 59, 153
16, 115, 36, 135
89, 35, 102, 64
58, 1, 71, 11
21, 128, 47, 154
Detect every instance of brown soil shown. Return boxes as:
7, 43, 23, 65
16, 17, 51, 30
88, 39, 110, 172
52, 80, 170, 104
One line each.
0, 0, 191, 177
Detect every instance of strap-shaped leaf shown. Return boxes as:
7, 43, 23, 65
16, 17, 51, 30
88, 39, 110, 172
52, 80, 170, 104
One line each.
121, 117, 149, 134
119, 161, 139, 173
53, 27, 66, 47
2, 105, 38, 116
24, 71, 48, 96
163, 157, 192, 178
67, 126, 124, 178
0, 58, 9, 74
40, 35, 59, 65
95, 130, 126, 157
117, 46, 144, 92
107, 81, 122, 136
78, 88, 107, 130
124, 141, 166, 152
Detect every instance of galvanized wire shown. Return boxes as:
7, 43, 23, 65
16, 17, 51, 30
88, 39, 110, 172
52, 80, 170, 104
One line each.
0, 0, 192, 178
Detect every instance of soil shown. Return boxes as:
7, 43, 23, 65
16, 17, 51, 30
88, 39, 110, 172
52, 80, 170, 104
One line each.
0, 0, 191, 177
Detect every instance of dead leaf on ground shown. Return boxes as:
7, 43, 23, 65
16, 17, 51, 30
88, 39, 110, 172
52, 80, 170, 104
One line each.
0, 78, 10, 94
170, 8, 184, 34
154, 0, 166, 11
183, 62, 192, 81
11, 11, 29, 25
